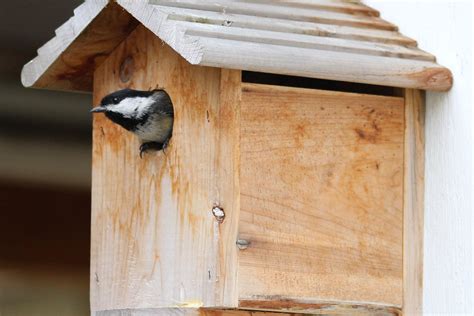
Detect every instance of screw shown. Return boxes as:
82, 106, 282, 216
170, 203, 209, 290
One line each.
212, 205, 225, 223
236, 239, 250, 250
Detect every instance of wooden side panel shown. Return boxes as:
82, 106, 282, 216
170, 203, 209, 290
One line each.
91, 25, 240, 312
403, 89, 425, 315
238, 83, 404, 306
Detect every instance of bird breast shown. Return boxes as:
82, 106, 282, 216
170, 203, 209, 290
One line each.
134, 113, 173, 143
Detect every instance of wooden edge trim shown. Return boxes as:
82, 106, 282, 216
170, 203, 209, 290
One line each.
197, 38, 453, 91
217, 68, 242, 306
403, 89, 425, 315
238, 298, 402, 315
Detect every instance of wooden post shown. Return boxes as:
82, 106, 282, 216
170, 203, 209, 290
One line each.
403, 89, 425, 315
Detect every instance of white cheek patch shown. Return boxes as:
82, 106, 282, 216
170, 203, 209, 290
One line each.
108, 96, 153, 118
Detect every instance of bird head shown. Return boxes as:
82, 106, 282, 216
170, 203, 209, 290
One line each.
91, 88, 159, 120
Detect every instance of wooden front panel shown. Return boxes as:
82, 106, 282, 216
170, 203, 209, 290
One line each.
239, 83, 404, 307
91, 25, 240, 312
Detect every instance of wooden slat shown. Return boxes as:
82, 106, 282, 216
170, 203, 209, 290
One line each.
160, 6, 416, 46
238, 300, 401, 315
403, 89, 425, 315
234, 0, 381, 17
151, 0, 397, 30
216, 69, 242, 307
194, 37, 452, 91
238, 83, 404, 306
179, 21, 435, 61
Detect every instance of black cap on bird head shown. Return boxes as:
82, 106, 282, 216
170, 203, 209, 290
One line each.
90, 88, 165, 113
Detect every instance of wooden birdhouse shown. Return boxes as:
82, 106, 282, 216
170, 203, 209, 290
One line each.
22, 1, 452, 315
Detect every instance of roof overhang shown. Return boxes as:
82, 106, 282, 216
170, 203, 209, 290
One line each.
21, 0, 453, 92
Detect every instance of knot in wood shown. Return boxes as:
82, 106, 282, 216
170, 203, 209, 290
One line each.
119, 56, 134, 83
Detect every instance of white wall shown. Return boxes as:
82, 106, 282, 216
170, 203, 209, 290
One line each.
364, 1, 473, 314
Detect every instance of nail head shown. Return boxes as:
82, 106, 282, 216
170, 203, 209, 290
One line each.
212, 205, 225, 223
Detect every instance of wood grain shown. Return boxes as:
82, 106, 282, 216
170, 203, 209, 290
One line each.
402, 89, 425, 315
91, 25, 239, 312
238, 83, 404, 306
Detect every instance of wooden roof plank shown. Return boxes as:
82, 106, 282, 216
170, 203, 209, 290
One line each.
158, 6, 417, 46
177, 21, 435, 61
234, 0, 381, 17
193, 36, 452, 91
150, 0, 397, 30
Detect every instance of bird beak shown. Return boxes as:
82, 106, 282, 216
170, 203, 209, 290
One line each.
90, 106, 107, 113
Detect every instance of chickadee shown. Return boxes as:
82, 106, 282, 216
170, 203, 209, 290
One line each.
91, 88, 174, 157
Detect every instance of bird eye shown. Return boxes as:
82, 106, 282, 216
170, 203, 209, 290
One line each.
113, 97, 119, 103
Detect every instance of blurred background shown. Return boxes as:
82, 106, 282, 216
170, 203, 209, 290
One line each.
0, 1, 91, 315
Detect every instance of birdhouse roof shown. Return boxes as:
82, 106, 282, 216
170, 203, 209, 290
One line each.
21, 0, 452, 92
